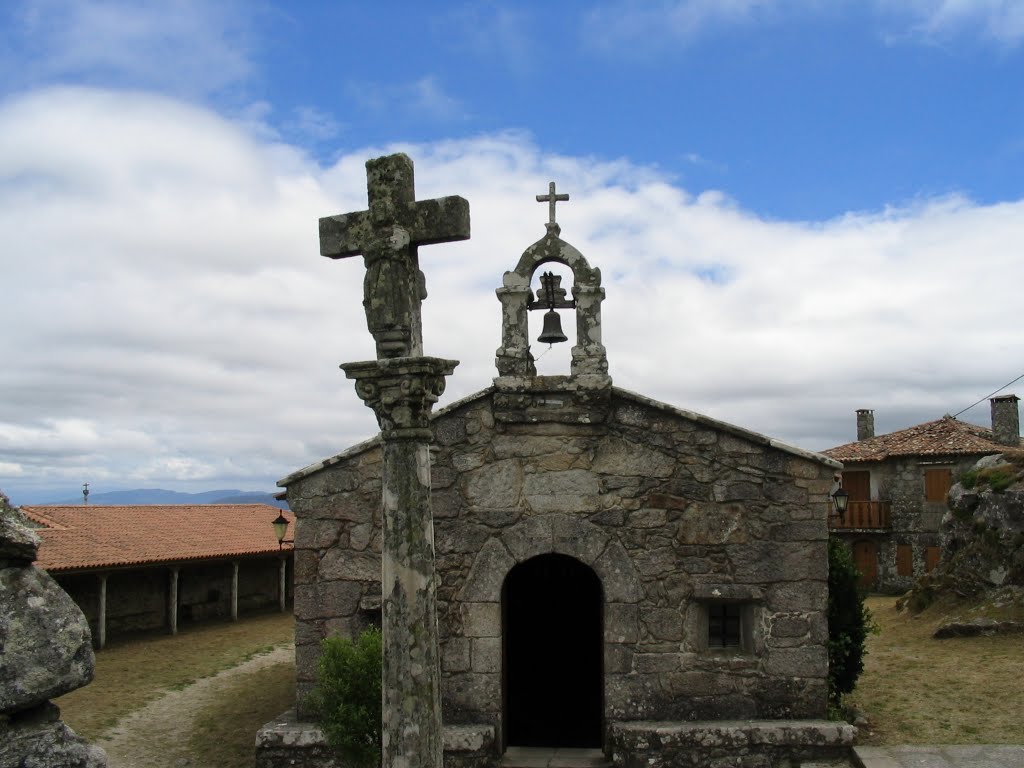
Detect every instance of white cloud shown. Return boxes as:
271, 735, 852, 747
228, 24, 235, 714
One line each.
582, 0, 1024, 50
877, 0, 1024, 44
5, 0, 256, 96
284, 106, 343, 143
447, 4, 535, 74
583, 0, 782, 50
347, 76, 466, 123
2, 85, 1024, 502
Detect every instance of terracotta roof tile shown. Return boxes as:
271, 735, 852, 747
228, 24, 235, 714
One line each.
20, 504, 293, 572
823, 416, 1019, 463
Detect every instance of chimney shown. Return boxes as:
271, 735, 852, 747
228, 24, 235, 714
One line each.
856, 409, 875, 441
990, 395, 1020, 447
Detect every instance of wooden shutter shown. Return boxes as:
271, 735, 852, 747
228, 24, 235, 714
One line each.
925, 546, 941, 572
897, 544, 913, 576
924, 468, 952, 502
842, 470, 871, 502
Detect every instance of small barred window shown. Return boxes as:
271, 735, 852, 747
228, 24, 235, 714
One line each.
708, 603, 742, 648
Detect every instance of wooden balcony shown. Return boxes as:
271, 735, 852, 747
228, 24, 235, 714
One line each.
829, 500, 892, 531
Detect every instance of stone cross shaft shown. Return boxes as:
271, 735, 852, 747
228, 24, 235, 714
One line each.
536, 181, 569, 226
343, 357, 456, 768
320, 153, 470, 359
326, 154, 467, 768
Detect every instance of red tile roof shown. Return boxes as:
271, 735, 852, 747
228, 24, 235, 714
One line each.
20, 504, 293, 573
823, 415, 1019, 463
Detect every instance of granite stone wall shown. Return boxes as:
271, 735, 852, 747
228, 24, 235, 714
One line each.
285, 387, 836, 731
843, 455, 979, 591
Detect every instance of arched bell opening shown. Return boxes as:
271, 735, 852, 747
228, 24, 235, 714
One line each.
501, 553, 604, 749
527, 261, 576, 375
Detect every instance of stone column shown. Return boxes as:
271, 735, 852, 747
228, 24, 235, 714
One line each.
231, 561, 239, 621
343, 356, 457, 768
97, 574, 107, 650
169, 567, 179, 635
570, 283, 607, 377
278, 556, 288, 612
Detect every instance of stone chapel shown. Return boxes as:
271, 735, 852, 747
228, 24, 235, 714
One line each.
262, 173, 854, 767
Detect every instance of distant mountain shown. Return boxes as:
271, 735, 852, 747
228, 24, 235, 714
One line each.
42, 488, 287, 509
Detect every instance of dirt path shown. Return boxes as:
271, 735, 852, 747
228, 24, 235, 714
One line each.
95, 644, 294, 768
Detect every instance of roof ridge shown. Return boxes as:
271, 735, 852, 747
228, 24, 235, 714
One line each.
824, 413, 1016, 462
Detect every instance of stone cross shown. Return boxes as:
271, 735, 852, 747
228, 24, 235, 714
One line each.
536, 181, 569, 227
324, 153, 467, 768
320, 153, 470, 359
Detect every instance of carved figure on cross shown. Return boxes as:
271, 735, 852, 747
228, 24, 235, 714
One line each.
536, 181, 569, 229
319, 154, 470, 359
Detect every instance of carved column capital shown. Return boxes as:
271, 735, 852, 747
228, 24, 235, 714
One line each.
341, 356, 458, 441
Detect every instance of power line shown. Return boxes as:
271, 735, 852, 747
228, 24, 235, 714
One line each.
953, 372, 1024, 418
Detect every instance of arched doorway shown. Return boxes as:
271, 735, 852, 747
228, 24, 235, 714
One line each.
853, 540, 878, 590
502, 553, 603, 748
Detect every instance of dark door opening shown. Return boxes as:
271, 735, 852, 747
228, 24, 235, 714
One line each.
502, 553, 603, 748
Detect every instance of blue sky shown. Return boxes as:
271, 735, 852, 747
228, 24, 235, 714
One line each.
8, 1, 1024, 217
2, 1, 1024, 503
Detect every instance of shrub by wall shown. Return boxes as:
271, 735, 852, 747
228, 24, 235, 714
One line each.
308, 627, 382, 768
827, 537, 871, 708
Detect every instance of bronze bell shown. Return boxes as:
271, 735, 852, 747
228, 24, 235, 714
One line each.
538, 309, 568, 345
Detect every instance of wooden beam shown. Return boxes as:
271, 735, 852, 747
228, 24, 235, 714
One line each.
97, 573, 107, 650
231, 561, 239, 621
169, 567, 179, 635
278, 556, 287, 613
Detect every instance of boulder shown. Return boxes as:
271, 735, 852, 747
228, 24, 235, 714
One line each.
0, 703, 107, 768
0, 503, 39, 564
902, 454, 1024, 613
0, 565, 95, 713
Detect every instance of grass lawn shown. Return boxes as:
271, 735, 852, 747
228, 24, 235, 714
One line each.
56, 610, 294, 742
53, 596, 1024, 767
847, 595, 1024, 745
188, 655, 295, 768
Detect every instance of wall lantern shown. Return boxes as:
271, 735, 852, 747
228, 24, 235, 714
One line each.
272, 512, 292, 550
529, 270, 574, 346
830, 488, 849, 521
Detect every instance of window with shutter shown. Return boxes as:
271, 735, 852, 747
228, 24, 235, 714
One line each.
924, 468, 952, 502
897, 544, 913, 576
842, 470, 871, 502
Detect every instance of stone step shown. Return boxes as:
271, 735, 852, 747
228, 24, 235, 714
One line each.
500, 746, 610, 768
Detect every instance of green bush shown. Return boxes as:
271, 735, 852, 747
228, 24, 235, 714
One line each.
308, 627, 382, 768
827, 538, 873, 709
962, 465, 1021, 493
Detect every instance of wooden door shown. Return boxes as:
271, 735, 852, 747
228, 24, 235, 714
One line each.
852, 540, 878, 590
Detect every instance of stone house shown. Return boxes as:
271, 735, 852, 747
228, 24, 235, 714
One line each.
271, 215, 854, 766
22, 503, 293, 648
822, 396, 1021, 592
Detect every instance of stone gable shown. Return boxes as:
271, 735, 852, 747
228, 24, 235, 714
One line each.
284, 386, 837, 736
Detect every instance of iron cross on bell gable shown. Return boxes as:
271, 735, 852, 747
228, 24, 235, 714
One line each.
319, 153, 470, 359
536, 181, 569, 231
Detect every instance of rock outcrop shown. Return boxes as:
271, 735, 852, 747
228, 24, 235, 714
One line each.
0, 493, 108, 767
901, 453, 1024, 618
